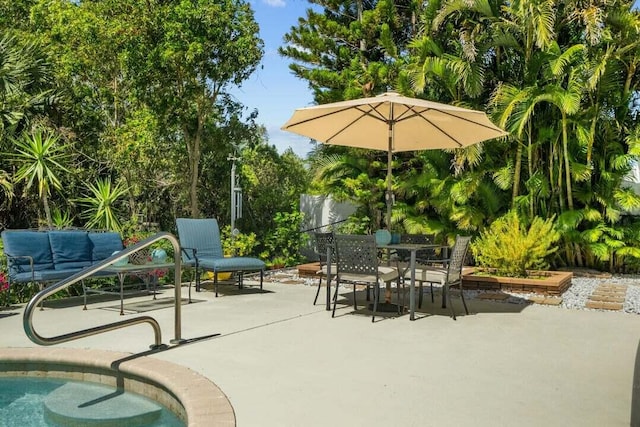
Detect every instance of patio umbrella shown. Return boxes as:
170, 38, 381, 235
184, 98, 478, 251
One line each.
281, 91, 508, 228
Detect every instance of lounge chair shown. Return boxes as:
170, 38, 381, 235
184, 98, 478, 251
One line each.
176, 218, 265, 298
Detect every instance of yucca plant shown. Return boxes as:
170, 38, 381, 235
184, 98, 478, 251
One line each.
470, 210, 561, 278
51, 207, 74, 229
77, 177, 128, 231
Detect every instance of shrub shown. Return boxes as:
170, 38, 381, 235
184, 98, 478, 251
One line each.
470, 211, 560, 278
260, 210, 308, 266
221, 225, 258, 256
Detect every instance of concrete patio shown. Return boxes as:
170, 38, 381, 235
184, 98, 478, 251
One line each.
1, 276, 640, 427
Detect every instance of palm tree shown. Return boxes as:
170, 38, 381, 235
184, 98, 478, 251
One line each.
8, 127, 71, 228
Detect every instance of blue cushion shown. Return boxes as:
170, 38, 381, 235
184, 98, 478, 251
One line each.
1, 230, 54, 272
88, 232, 123, 262
48, 231, 92, 270
176, 218, 224, 260
199, 256, 265, 272
37, 269, 83, 281
11, 269, 79, 283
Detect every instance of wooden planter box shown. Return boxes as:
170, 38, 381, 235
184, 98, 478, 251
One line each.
297, 262, 321, 277
462, 268, 573, 296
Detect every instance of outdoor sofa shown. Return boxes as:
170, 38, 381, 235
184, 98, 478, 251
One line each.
1, 229, 123, 304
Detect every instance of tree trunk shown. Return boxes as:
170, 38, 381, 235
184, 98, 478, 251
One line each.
188, 129, 201, 218
561, 112, 573, 210
527, 124, 534, 218
42, 193, 53, 229
512, 138, 522, 208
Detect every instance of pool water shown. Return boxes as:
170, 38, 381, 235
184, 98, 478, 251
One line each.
0, 377, 185, 427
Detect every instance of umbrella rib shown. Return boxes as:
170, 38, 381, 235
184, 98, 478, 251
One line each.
307, 104, 389, 143
284, 103, 388, 129
398, 106, 501, 131
395, 106, 503, 147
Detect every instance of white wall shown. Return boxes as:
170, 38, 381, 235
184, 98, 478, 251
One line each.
299, 195, 357, 259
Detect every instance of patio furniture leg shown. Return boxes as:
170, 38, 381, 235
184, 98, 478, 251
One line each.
188, 267, 196, 303
195, 262, 201, 292
260, 270, 263, 291
214, 272, 219, 297
446, 284, 456, 320
460, 285, 469, 315
331, 279, 340, 318
82, 280, 88, 310
313, 275, 323, 305
372, 282, 379, 323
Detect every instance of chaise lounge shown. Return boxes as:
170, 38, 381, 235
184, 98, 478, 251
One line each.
176, 218, 265, 298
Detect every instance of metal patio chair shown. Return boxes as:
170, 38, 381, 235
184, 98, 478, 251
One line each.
404, 235, 472, 320
312, 231, 335, 305
332, 234, 399, 322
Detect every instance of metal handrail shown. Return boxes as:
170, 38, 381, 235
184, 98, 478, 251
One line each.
23, 232, 183, 349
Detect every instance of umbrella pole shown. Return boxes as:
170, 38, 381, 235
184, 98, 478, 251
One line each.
385, 119, 393, 230
384, 120, 394, 307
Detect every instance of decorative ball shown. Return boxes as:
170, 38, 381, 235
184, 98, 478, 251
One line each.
111, 250, 129, 266
375, 229, 392, 246
151, 248, 168, 264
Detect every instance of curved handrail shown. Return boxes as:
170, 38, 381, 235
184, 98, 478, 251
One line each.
23, 232, 183, 349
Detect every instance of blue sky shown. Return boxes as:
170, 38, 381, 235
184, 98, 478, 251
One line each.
230, 0, 316, 158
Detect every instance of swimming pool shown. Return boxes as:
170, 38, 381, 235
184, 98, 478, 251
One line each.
0, 377, 184, 426
0, 348, 235, 426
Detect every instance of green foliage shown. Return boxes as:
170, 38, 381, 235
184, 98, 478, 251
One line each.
337, 215, 372, 235
76, 178, 128, 232
6, 126, 72, 227
51, 207, 73, 229
260, 210, 307, 267
221, 225, 258, 257
235, 143, 310, 240
470, 211, 560, 277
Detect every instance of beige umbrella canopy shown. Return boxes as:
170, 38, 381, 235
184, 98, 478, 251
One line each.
282, 91, 508, 227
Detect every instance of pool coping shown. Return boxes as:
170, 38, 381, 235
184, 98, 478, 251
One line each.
0, 347, 235, 427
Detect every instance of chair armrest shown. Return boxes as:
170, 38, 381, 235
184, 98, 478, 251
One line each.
3, 253, 35, 282
180, 247, 198, 262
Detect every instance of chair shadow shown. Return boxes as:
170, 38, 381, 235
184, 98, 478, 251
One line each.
331, 289, 405, 320
0, 312, 19, 319
42, 289, 156, 309
198, 281, 273, 296
407, 288, 531, 319
332, 287, 531, 320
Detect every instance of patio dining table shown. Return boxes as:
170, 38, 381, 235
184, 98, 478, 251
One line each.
379, 243, 443, 320
323, 242, 442, 321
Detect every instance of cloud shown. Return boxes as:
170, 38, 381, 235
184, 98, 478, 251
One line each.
262, 0, 286, 7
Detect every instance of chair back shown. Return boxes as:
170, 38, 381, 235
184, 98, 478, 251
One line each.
334, 234, 378, 276
446, 235, 472, 283
398, 234, 437, 261
313, 231, 334, 265
176, 218, 224, 262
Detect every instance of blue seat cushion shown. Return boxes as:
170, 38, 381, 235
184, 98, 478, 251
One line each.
48, 231, 92, 271
88, 232, 123, 262
199, 256, 265, 272
1, 230, 54, 272
37, 269, 84, 281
